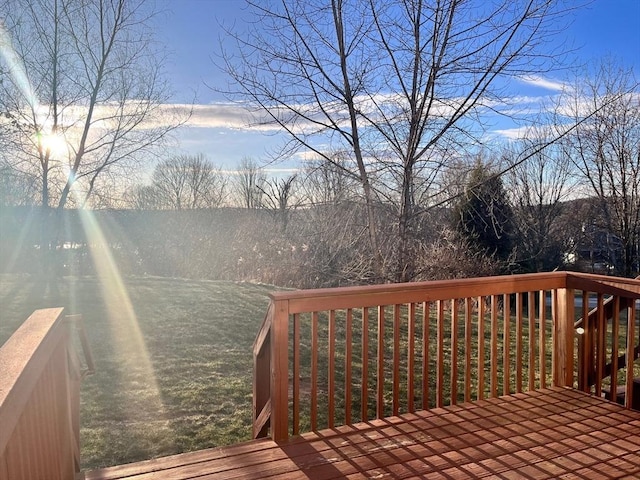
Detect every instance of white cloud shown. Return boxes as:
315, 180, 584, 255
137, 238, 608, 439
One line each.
165, 89, 562, 139
492, 126, 535, 140
264, 167, 301, 175
518, 75, 569, 92
179, 103, 268, 130
153, 103, 228, 128
139, 101, 282, 133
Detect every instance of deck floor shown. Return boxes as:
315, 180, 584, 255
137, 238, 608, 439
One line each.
85, 387, 640, 480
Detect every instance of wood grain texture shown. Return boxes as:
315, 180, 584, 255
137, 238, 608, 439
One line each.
85, 388, 640, 480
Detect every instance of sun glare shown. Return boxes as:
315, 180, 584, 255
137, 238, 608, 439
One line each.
39, 132, 69, 158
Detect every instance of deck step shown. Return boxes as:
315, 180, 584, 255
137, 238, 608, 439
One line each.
84, 438, 277, 480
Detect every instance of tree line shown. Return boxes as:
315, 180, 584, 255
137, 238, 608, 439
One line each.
1, 134, 637, 287
0, 194, 603, 288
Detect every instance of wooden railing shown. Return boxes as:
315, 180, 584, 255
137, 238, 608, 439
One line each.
574, 274, 640, 405
0, 309, 93, 480
253, 271, 640, 442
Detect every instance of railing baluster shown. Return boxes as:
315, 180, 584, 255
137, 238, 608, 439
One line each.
465, 298, 473, 402
539, 291, 546, 389
550, 289, 557, 387
408, 303, 416, 412
625, 301, 636, 409
477, 297, 485, 400
377, 306, 385, 419
610, 297, 620, 399
503, 293, 511, 396
491, 295, 498, 397
422, 301, 430, 409
528, 291, 536, 391
393, 304, 401, 416
328, 310, 336, 428
361, 307, 369, 422
293, 313, 300, 435
451, 300, 458, 405
580, 290, 591, 391
437, 300, 445, 407
516, 293, 523, 393
596, 293, 605, 396
345, 308, 353, 425
311, 311, 318, 430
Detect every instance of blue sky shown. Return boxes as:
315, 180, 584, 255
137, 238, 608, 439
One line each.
153, 0, 640, 173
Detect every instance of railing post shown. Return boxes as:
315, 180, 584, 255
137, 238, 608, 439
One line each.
252, 332, 271, 439
554, 288, 575, 387
253, 303, 275, 439
64, 317, 82, 479
270, 299, 289, 442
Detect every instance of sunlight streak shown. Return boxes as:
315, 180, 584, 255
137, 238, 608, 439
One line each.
77, 206, 172, 428
1, 18, 172, 432
0, 22, 39, 112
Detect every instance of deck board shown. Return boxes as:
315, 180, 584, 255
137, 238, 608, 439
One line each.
85, 387, 640, 480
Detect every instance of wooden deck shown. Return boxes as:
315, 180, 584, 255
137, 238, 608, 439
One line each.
85, 387, 640, 480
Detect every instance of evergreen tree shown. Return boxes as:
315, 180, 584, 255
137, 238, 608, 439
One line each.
453, 163, 515, 266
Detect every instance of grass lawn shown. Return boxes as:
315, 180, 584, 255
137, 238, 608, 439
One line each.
0, 274, 275, 470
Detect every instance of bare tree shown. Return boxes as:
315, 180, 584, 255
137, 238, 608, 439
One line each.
233, 157, 266, 209
503, 131, 575, 272
0, 0, 183, 210
124, 184, 162, 210
562, 61, 640, 276
302, 156, 359, 206
150, 154, 226, 210
221, 0, 576, 282
0, 161, 37, 206
261, 174, 299, 231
